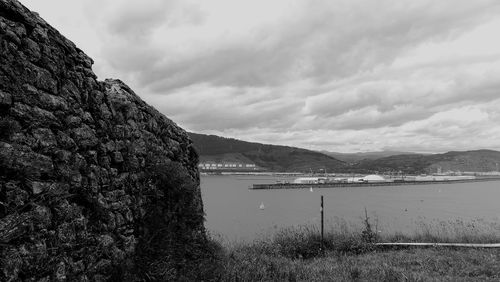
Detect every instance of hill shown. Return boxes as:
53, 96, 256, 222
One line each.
188, 133, 500, 174
188, 133, 345, 172
322, 150, 418, 163
352, 149, 500, 174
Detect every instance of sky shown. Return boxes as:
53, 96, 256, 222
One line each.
20, 0, 500, 153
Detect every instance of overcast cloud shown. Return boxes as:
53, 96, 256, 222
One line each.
20, 0, 500, 153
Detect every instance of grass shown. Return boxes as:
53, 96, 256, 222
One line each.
184, 217, 500, 281
383, 218, 500, 244
218, 247, 500, 281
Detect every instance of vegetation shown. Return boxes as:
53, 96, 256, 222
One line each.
189, 132, 500, 174
217, 242, 500, 281
164, 216, 500, 281
351, 150, 500, 174
322, 150, 417, 163
188, 132, 345, 172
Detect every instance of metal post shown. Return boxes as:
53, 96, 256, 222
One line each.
321, 195, 324, 250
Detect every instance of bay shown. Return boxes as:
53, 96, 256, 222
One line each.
200, 175, 500, 241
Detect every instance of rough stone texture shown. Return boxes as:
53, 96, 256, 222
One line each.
0, 0, 204, 280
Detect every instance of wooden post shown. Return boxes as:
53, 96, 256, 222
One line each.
320, 195, 324, 250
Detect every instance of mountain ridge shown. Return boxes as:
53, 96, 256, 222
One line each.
353, 149, 500, 174
321, 150, 420, 163
188, 132, 345, 172
189, 133, 500, 174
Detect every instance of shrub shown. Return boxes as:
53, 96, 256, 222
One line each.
261, 221, 377, 259
272, 225, 325, 259
361, 208, 378, 244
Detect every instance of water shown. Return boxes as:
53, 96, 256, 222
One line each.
200, 175, 500, 241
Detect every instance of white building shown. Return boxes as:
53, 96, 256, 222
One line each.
293, 177, 327, 184
198, 161, 259, 170
360, 175, 387, 183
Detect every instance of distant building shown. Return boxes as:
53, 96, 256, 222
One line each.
293, 177, 327, 184
360, 174, 386, 183
415, 175, 476, 181
198, 161, 259, 171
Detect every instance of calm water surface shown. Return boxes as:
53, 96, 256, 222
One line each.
200, 175, 500, 241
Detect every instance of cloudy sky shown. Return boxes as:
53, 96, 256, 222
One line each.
20, 0, 500, 153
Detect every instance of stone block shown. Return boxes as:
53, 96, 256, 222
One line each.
38, 91, 68, 111
10, 149, 54, 178
71, 125, 98, 148
5, 29, 21, 45
98, 234, 114, 248
54, 149, 71, 163
126, 154, 139, 170
0, 90, 12, 105
99, 155, 111, 169
33, 65, 57, 94
112, 151, 123, 164
65, 115, 82, 128
69, 172, 82, 188
82, 111, 94, 124
55, 131, 76, 150
23, 37, 41, 61
10, 103, 60, 127
61, 81, 81, 103
87, 150, 98, 165
32, 204, 52, 229
29, 181, 51, 194
32, 127, 57, 150
99, 103, 112, 119
32, 25, 48, 42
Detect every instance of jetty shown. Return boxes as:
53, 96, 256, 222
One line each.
250, 177, 500, 190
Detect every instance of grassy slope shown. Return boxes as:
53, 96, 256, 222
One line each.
189, 132, 500, 173
221, 247, 500, 281
353, 149, 500, 174
188, 132, 345, 172
195, 220, 500, 281
322, 150, 418, 163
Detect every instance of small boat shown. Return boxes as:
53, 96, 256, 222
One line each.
259, 202, 265, 210
310, 187, 313, 192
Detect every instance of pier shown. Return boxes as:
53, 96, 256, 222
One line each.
250, 177, 500, 190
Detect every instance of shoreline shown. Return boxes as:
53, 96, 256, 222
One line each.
251, 176, 500, 189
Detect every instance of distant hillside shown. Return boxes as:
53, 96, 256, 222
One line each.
352, 150, 500, 174
426, 150, 500, 173
188, 132, 500, 174
322, 151, 417, 163
188, 133, 345, 172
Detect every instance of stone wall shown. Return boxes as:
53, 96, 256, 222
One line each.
0, 0, 204, 280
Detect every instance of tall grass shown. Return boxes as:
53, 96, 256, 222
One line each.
198, 218, 500, 281
382, 218, 500, 244
163, 217, 500, 281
